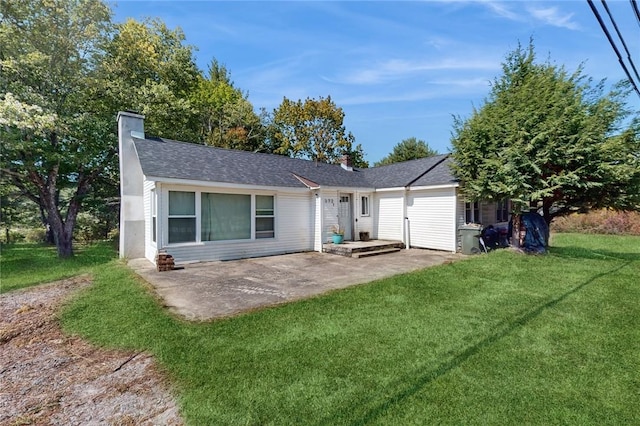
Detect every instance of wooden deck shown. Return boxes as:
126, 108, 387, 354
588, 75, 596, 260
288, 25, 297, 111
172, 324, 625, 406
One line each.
322, 240, 405, 258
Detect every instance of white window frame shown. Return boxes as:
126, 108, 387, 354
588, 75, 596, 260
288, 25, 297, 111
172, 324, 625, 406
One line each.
496, 199, 510, 222
465, 201, 481, 224
255, 195, 275, 239
165, 189, 276, 245
361, 195, 370, 217
168, 190, 197, 244
151, 189, 157, 244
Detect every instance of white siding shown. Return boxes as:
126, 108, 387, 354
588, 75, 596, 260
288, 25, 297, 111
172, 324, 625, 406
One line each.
406, 188, 457, 252
143, 179, 157, 263
313, 190, 323, 251
354, 192, 373, 240
375, 192, 404, 240
162, 188, 314, 263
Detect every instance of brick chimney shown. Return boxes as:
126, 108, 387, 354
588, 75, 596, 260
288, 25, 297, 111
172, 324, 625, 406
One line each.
340, 154, 353, 171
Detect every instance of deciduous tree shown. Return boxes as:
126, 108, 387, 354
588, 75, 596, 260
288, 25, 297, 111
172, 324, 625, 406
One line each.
191, 59, 264, 151
270, 96, 365, 164
375, 137, 438, 166
1, 0, 113, 257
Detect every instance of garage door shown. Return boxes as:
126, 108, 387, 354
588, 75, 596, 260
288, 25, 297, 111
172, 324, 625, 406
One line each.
406, 188, 456, 251
376, 193, 403, 240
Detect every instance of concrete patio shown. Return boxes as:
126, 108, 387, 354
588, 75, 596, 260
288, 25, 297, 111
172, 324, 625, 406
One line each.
129, 248, 462, 321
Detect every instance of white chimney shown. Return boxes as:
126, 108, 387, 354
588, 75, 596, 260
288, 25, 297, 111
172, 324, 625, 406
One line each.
117, 111, 145, 259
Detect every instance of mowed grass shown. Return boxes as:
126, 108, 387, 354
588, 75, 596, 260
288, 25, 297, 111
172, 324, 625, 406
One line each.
0, 241, 116, 293
3, 234, 639, 424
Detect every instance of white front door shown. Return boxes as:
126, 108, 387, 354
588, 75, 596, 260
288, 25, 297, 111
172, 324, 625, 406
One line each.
338, 194, 352, 240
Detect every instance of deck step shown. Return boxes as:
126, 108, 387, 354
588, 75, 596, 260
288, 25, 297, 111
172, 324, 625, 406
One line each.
352, 247, 402, 258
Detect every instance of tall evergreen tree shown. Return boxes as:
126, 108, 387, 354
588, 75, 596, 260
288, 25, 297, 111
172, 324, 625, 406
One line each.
451, 41, 640, 226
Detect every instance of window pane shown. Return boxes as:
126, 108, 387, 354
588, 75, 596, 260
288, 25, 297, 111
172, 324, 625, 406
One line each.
256, 217, 274, 238
361, 196, 369, 216
169, 191, 195, 216
202, 193, 251, 241
169, 218, 196, 243
256, 195, 274, 215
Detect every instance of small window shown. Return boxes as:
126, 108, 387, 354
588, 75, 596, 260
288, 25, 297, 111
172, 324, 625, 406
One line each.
496, 199, 510, 222
151, 189, 157, 243
255, 195, 275, 239
361, 196, 370, 216
465, 201, 480, 223
168, 191, 196, 243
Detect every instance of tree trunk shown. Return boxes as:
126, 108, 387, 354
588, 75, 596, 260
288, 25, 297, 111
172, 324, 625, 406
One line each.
511, 213, 522, 249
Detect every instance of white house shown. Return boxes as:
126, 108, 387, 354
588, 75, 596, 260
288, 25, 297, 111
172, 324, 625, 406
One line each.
118, 111, 506, 264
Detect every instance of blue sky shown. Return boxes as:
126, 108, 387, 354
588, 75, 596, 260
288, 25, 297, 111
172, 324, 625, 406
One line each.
110, 1, 640, 164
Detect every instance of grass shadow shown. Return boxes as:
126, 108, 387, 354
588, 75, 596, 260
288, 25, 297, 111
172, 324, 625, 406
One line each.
343, 260, 632, 426
549, 245, 640, 262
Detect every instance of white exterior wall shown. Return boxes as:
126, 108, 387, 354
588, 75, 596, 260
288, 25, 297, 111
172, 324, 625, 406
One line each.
374, 191, 404, 241
118, 112, 146, 259
312, 190, 323, 251
143, 179, 157, 262
354, 191, 373, 240
153, 184, 314, 263
406, 187, 458, 252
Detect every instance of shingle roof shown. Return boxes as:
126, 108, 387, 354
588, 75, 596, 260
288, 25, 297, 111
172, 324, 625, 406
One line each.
133, 136, 457, 189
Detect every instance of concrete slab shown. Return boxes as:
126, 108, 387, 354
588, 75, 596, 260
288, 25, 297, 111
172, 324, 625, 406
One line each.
129, 249, 462, 321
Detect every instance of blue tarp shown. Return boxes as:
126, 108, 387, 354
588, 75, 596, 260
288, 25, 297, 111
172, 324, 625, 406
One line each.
509, 212, 549, 254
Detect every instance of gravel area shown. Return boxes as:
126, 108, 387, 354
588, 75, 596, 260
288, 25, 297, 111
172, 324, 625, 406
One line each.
0, 276, 183, 425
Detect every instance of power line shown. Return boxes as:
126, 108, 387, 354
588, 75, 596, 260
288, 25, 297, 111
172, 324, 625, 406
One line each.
600, 0, 640, 84
631, 0, 640, 28
587, 0, 640, 98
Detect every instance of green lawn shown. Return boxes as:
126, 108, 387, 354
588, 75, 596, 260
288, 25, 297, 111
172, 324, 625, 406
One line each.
0, 241, 117, 293
2, 234, 639, 425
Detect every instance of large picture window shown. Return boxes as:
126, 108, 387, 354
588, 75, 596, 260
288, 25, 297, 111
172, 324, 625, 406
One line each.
201, 193, 251, 241
168, 191, 196, 243
166, 191, 275, 244
255, 195, 275, 239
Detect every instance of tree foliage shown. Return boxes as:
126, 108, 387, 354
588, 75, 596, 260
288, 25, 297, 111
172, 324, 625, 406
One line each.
270, 96, 367, 166
451, 42, 640, 225
375, 137, 438, 166
1, 0, 114, 257
96, 17, 201, 142
191, 59, 264, 151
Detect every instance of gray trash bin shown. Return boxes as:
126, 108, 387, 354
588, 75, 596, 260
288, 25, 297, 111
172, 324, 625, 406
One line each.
459, 224, 482, 254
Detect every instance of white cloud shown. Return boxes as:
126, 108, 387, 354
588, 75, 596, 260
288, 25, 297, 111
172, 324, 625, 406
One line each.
527, 6, 580, 30
327, 58, 499, 85
481, 1, 522, 21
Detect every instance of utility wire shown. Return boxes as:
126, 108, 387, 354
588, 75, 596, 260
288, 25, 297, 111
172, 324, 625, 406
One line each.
601, 0, 640, 84
631, 0, 640, 28
587, 0, 640, 98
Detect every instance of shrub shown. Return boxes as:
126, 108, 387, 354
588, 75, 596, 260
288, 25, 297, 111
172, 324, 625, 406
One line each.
551, 210, 640, 236
24, 228, 47, 243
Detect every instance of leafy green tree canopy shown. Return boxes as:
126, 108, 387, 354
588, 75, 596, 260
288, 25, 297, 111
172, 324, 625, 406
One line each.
374, 137, 438, 166
97, 17, 201, 142
1, 0, 114, 257
270, 95, 367, 166
451, 41, 640, 225
190, 59, 264, 151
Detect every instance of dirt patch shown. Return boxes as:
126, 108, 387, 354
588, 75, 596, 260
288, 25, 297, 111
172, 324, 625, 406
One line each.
0, 276, 183, 425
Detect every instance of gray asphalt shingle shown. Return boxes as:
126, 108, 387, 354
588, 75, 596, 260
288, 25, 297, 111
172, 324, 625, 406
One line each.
133, 137, 457, 189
